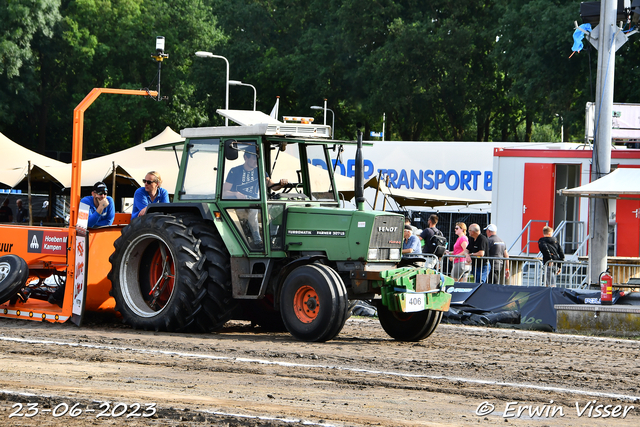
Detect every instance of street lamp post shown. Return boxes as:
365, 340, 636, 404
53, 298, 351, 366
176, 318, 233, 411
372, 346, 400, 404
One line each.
310, 105, 335, 138
555, 114, 564, 142
229, 80, 257, 111
195, 51, 229, 126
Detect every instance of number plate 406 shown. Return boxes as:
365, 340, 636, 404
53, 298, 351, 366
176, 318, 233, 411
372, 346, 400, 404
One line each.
403, 294, 425, 312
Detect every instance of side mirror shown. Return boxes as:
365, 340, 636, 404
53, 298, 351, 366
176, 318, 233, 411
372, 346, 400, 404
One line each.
224, 139, 238, 160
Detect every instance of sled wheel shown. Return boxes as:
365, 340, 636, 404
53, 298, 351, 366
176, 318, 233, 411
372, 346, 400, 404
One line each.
181, 216, 236, 332
280, 264, 348, 342
376, 303, 443, 342
0, 255, 29, 304
109, 213, 207, 331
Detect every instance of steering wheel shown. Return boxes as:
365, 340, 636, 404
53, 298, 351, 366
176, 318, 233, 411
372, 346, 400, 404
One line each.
280, 183, 303, 193
268, 182, 301, 191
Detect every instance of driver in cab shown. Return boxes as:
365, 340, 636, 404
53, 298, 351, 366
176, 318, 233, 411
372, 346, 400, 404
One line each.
222, 145, 288, 199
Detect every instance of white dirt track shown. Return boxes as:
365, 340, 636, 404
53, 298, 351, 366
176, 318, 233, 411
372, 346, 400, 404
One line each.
0, 314, 638, 426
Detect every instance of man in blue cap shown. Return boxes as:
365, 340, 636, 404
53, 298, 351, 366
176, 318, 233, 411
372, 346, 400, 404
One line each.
80, 181, 115, 227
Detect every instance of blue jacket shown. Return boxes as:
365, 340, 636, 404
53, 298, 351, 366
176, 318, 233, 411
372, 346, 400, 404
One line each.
403, 234, 421, 254
80, 195, 115, 227
131, 186, 169, 219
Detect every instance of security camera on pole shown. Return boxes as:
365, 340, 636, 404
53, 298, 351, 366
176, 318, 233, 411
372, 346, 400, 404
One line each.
151, 36, 169, 101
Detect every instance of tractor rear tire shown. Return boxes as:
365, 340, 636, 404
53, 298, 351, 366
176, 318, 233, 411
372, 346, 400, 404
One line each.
0, 255, 28, 304
376, 304, 443, 342
109, 213, 208, 332
279, 263, 348, 342
181, 216, 236, 332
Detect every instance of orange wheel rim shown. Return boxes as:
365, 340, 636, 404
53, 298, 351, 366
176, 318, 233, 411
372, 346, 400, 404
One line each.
148, 247, 175, 308
293, 285, 320, 323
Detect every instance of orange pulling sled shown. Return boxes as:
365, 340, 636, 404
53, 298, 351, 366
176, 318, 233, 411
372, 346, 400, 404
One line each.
0, 89, 157, 325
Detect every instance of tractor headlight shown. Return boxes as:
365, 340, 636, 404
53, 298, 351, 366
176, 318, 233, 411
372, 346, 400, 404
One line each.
389, 248, 400, 260
368, 248, 378, 260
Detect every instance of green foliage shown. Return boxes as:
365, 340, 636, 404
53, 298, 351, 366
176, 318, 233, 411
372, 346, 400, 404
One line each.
0, 0, 61, 78
516, 122, 558, 143
0, 0, 61, 131
1, 0, 224, 155
0, 0, 633, 156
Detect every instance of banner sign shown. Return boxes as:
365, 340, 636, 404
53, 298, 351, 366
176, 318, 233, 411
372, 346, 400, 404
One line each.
447, 282, 482, 305
72, 202, 90, 324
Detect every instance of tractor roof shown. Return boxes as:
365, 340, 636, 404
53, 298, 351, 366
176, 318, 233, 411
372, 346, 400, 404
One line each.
180, 109, 333, 139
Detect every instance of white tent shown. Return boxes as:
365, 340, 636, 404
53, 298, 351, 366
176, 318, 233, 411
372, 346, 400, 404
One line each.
559, 168, 640, 199
0, 132, 70, 189
82, 126, 184, 191
44, 127, 184, 193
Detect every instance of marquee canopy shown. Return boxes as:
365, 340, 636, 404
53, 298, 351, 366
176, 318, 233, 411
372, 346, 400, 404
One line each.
0, 132, 70, 190
558, 168, 640, 199
41, 127, 184, 194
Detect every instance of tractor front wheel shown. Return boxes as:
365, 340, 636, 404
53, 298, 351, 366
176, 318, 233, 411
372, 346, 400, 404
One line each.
279, 264, 348, 342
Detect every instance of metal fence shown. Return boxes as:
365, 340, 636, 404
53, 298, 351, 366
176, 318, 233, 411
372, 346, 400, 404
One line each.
541, 259, 640, 289
441, 254, 543, 286
435, 254, 640, 289
542, 259, 589, 289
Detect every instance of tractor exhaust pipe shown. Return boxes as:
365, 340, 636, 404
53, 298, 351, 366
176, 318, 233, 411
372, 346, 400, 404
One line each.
355, 129, 365, 211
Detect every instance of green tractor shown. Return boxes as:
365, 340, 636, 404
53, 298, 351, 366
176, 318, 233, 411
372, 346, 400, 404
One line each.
108, 111, 452, 342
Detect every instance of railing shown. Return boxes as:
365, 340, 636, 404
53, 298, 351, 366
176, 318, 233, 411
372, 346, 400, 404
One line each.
599, 261, 640, 289
542, 259, 589, 289
435, 256, 640, 289
508, 220, 549, 256
508, 219, 587, 258
553, 220, 587, 257
441, 254, 543, 286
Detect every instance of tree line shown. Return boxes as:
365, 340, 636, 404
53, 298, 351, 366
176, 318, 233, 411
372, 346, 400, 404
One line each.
2, 0, 639, 157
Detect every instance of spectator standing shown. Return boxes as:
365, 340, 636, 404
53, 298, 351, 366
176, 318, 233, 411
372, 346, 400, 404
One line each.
402, 225, 421, 254
0, 199, 12, 222
449, 222, 471, 282
0, 199, 13, 222
538, 226, 565, 286
80, 182, 115, 227
15, 199, 29, 223
466, 223, 490, 283
419, 214, 440, 243
132, 171, 170, 219
485, 224, 510, 284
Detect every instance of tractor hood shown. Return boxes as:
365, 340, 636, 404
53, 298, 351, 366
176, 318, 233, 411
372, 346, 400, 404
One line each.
284, 207, 403, 262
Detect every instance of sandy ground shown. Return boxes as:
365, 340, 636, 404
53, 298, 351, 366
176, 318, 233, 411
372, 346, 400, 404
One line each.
0, 314, 638, 426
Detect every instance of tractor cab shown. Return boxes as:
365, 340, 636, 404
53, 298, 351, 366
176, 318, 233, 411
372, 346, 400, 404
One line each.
173, 110, 353, 256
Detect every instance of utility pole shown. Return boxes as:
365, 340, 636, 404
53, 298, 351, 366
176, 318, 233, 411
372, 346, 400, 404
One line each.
578, 0, 638, 284
589, 0, 617, 284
